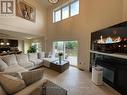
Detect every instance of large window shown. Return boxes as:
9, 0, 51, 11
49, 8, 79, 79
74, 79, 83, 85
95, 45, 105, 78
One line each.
53, 0, 79, 23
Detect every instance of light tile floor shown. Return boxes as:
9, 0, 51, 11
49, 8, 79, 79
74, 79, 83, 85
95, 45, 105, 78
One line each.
43, 66, 121, 95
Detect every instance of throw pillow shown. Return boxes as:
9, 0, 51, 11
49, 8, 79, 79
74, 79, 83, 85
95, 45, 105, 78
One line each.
0, 58, 8, 72
1, 55, 18, 66
0, 72, 22, 79
0, 86, 7, 95
0, 74, 26, 95
21, 69, 44, 86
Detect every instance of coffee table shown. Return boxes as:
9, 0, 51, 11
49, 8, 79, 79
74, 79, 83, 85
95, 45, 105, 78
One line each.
50, 60, 70, 73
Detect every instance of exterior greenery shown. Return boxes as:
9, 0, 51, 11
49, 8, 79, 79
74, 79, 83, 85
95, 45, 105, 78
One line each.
54, 41, 78, 56
65, 41, 78, 49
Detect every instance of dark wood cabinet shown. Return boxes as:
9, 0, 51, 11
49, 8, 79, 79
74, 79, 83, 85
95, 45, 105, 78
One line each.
0, 39, 19, 54
9, 40, 18, 47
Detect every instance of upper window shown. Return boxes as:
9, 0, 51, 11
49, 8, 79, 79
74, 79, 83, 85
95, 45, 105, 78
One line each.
54, 10, 61, 22
70, 0, 79, 16
53, 0, 79, 23
62, 6, 69, 20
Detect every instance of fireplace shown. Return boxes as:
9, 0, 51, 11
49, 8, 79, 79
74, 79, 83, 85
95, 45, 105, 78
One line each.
90, 21, 127, 95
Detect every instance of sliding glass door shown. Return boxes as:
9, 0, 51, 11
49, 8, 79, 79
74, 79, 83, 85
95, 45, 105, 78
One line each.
53, 41, 78, 66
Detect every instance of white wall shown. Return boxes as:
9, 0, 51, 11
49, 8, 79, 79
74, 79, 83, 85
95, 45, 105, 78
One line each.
123, 0, 127, 21
47, 0, 123, 70
24, 39, 31, 54
0, 0, 47, 36
18, 40, 24, 51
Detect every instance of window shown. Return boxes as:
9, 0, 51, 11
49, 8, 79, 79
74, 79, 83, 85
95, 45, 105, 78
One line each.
62, 6, 69, 20
53, 0, 79, 23
32, 42, 42, 52
54, 10, 61, 22
70, 0, 79, 16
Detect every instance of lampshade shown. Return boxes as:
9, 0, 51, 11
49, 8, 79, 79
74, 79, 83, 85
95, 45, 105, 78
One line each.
48, 0, 59, 4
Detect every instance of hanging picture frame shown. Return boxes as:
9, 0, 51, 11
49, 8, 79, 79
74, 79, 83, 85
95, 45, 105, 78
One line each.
16, 0, 36, 22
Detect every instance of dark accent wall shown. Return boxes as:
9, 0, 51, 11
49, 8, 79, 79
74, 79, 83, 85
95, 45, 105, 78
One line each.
90, 21, 127, 95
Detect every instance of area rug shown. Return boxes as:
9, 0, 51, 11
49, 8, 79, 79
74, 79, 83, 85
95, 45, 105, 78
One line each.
30, 80, 67, 95
42, 81, 67, 95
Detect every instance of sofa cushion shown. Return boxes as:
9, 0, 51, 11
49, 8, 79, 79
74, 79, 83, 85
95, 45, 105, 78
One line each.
30, 59, 43, 66
28, 53, 38, 60
16, 54, 34, 69
0, 72, 22, 79
14, 79, 47, 95
1, 54, 18, 66
0, 74, 26, 95
16, 54, 29, 63
21, 69, 44, 86
4, 64, 28, 73
18, 62, 34, 69
38, 52, 45, 60
0, 58, 8, 72
0, 86, 7, 95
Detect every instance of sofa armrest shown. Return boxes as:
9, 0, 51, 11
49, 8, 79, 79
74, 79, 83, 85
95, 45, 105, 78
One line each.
14, 79, 47, 95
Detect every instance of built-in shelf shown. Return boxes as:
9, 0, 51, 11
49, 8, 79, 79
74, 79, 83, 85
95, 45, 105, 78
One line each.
90, 50, 127, 59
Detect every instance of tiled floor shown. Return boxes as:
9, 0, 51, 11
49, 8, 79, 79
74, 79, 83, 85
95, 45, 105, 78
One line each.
43, 66, 121, 95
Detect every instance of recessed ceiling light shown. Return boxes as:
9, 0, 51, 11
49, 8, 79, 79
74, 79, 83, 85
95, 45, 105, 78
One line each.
0, 42, 4, 45
26, 37, 32, 39
6, 43, 10, 45
48, 0, 59, 4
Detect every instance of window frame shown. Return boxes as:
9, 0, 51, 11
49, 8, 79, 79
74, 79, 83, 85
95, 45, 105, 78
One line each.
70, 0, 79, 17
54, 9, 62, 22
53, 0, 79, 23
62, 5, 69, 20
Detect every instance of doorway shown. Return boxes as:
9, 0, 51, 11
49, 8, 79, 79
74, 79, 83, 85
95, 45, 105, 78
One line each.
53, 41, 78, 66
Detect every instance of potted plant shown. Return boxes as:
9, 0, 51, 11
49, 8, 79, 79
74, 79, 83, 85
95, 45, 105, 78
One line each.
27, 45, 37, 53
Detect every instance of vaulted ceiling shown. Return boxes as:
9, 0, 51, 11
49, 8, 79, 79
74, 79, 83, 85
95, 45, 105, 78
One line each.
38, 0, 68, 8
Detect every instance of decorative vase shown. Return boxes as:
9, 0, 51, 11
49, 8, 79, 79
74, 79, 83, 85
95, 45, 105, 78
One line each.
58, 52, 63, 64
59, 56, 62, 64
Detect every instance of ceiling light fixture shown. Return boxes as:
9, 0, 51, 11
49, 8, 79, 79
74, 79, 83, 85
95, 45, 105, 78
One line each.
6, 42, 10, 45
0, 42, 4, 45
48, 0, 59, 4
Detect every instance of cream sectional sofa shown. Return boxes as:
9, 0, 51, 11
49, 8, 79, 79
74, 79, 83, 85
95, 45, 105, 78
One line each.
0, 53, 46, 95
0, 53, 44, 72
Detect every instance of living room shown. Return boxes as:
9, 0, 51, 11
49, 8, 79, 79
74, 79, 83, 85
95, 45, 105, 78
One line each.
0, 0, 127, 95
